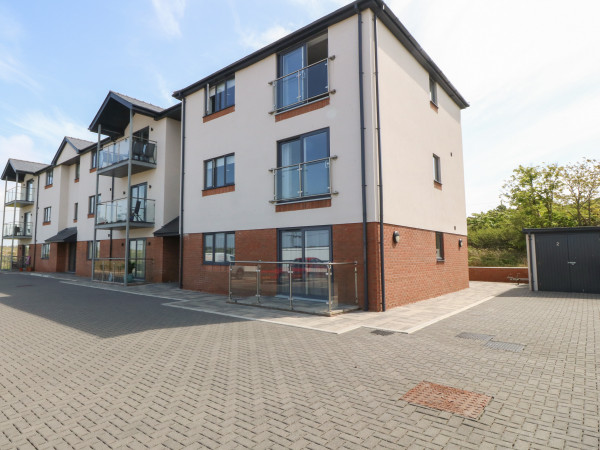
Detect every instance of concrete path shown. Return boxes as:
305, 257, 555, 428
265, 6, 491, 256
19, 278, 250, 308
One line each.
28, 272, 517, 334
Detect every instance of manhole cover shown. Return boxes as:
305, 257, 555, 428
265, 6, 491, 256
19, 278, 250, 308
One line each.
456, 332, 494, 342
402, 381, 492, 419
371, 329, 395, 336
485, 341, 525, 352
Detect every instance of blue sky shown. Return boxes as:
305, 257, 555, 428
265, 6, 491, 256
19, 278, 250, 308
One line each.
1, 0, 599, 217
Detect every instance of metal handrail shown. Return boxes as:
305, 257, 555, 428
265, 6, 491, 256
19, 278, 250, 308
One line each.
269, 155, 337, 172
269, 57, 332, 85
5, 186, 35, 203
231, 260, 353, 266
270, 156, 337, 202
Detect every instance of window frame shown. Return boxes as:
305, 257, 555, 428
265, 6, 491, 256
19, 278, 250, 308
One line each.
205, 76, 235, 116
75, 161, 80, 180
74, 202, 78, 221
43, 207, 51, 223
41, 243, 50, 260
88, 194, 100, 215
45, 169, 53, 186
90, 150, 98, 170
433, 154, 442, 184
204, 153, 235, 190
87, 241, 100, 260
435, 232, 445, 261
429, 76, 438, 106
203, 231, 235, 265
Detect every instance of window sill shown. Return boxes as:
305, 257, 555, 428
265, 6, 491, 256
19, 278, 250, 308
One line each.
88, 213, 95, 219
203, 105, 235, 123
73, 219, 78, 223
274, 97, 330, 122
436, 258, 445, 263
202, 185, 235, 196
44, 184, 53, 189
42, 221, 51, 226
90, 168, 97, 173
430, 101, 439, 112
275, 198, 331, 212
434, 180, 442, 190
74, 178, 79, 183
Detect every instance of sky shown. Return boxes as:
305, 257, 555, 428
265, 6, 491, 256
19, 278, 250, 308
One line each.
1, 0, 599, 220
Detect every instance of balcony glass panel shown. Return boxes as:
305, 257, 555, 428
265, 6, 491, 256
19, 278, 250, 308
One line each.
98, 137, 157, 170
273, 157, 334, 202
302, 159, 330, 197
96, 198, 155, 226
3, 222, 32, 237
273, 59, 329, 112
5, 186, 35, 204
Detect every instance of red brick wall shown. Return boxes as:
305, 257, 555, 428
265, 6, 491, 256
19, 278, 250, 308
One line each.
31, 243, 60, 272
469, 266, 528, 283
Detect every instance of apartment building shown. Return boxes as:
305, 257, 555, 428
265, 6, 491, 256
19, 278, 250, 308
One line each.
173, 0, 469, 311
2, 0, 469, 312
1, 92, 182, 283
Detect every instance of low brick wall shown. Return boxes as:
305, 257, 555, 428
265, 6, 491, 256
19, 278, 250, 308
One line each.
469, 267, 529, 283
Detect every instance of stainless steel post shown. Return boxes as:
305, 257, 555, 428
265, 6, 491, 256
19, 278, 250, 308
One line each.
255, 262, 261, 304
354, 263, 358, 304
288, 265, 294, 310
327, 263, 332, 313
228, 264, 233, 302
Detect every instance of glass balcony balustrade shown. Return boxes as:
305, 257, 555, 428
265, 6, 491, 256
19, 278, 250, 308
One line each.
271, 58, 330, 113
5, 186, 35, 206
98, 137, 157, 177
271, 156, 336, 202
2, 222, 32, 238
95, 198, 155, 228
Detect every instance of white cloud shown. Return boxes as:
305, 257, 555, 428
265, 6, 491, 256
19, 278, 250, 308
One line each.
156, 74, 177, 107
9, 110, 95, 148
287, 0, 350, 19
0, 51, 40, 92
151, 0, 187, 38
239, 25, 292, 50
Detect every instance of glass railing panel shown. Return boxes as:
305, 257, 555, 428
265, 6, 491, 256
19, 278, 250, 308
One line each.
2, 222, 32, 237
273, 59, 329, 111
275, 165, 300, 201
96, 198, 155, 225
99, 138, 158, 170
302, 159, 330, 197
4, 186, 35, 203
305, 59, 328, 100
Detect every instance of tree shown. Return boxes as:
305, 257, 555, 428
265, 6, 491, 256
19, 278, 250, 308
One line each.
561, 158, 600, 226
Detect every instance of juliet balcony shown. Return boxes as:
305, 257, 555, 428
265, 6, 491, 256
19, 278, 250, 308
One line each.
5, 186, 35, 207
97, 137, 157, 178
95, 197, 155, 229
270, 156, 337, 203
3, 222, 32, 239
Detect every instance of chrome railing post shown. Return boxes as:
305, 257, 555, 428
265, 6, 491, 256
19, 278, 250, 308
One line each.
298, 163, 303, 197
354, 262, 358, 304
256, 262, 261, 304
327, 263, 332, 313
288, 265, 294, 310
228, 263, 233, 302
297, 71, 301, 102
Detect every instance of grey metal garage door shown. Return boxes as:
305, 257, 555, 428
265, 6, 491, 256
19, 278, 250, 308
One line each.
535, 232, 600, 293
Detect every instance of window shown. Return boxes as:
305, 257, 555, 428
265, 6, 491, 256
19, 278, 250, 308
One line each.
205, 154, 235, 189
206, 77, 235, 115
91, 150, 98, 169
436, 232, 444, 261
277, 34, 328, 110
204, 232, 235, 264
23, 212, 31, 235
433, 154, 441, 184
429, 77, 438, 105
41, 243, 50, 260
276, 128, 330, 201
74, 202, 78, 220
26, 179, 34, 202
75, 161, 80, 180
88, 194, 100, 215
87, 241, 100, 260
43, 207, 51, 223
45, 169, 53, 186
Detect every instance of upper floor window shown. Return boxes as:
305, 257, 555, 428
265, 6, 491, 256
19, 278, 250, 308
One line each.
205, 154, 235, 189
275, 128, 331, 202
26, 179, 34, 202
429, 77, 438, 105
45, 169, 53, 186
91, 150, 98, 169
276, 34, 328, 111
88, 194, 101, 215
74, 202, 78, 220
43, 207, 51, 223
433, 154, 441, 184
436, 232, 444, 261
206, 77, 235, 115
75, 161, 80, 180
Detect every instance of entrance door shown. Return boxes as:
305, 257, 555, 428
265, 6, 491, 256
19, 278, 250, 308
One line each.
129, 239, 146, 280
279, 227, 331, 300
67, 242, 77, 273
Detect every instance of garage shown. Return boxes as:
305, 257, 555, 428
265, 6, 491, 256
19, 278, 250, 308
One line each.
524, 227, 600, 294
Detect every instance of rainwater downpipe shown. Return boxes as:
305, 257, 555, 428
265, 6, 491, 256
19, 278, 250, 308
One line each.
178, 97, 186, 288
356, 6, 370, 312
373, 13, 386, 311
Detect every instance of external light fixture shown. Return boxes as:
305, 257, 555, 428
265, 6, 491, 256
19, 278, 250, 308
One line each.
458, 238, 463, 248
393, 231, 400, 244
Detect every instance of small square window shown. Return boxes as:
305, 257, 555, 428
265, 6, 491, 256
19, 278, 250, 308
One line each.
43, 207, 51, 223
74, 203, 78, 220
206, 77, 235, 115
204, 154, 235, 189
429, 77, 438, 105
45, 169, 53, 186
204, 232, 235, 264
433, 154, 441, 184
436, 232, 444, 261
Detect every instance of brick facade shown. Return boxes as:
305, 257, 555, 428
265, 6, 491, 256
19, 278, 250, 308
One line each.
182, 222, 468, 311
469, 266, 528, 283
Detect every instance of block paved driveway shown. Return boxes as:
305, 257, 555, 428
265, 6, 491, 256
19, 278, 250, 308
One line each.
0, 273, 599, 449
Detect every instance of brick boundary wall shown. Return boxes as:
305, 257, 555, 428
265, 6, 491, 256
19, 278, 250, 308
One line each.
469, 266, 529, 283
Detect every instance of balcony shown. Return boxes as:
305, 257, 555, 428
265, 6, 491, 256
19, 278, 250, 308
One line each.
97, 137, 157, 178
95, 198, 155, 229
270, 57, 332, 114
3, 222, 32, 239
5, 186, 35, 207
270, 156, 337, 202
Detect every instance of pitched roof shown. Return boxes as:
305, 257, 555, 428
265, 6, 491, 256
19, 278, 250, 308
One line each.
65, 136, 94, 150
172, 0, 468, 109
1, 158, 49, 181
110, 91, 165, 114
154, 216, 179, 237
45, 227, 78, 243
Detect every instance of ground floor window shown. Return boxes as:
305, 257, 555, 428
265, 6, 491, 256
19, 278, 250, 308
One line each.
41, 243, 50, 260
129, 239, 146, 280
436, 232, 444, 261
278, 226, 332, 300
87, 241, 100, 260
204, 232, 235, 264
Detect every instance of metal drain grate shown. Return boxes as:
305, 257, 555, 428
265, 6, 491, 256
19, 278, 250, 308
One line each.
371, 329, 395, 336
485, 341, 525, 352
402, 381, 492, 419
456, 332, 494, 342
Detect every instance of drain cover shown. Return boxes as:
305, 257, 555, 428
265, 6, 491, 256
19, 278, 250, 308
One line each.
485, 341, 525, 352
402, 381, 492, 419
456, 332, 494, 342
371, 329, 395, 336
